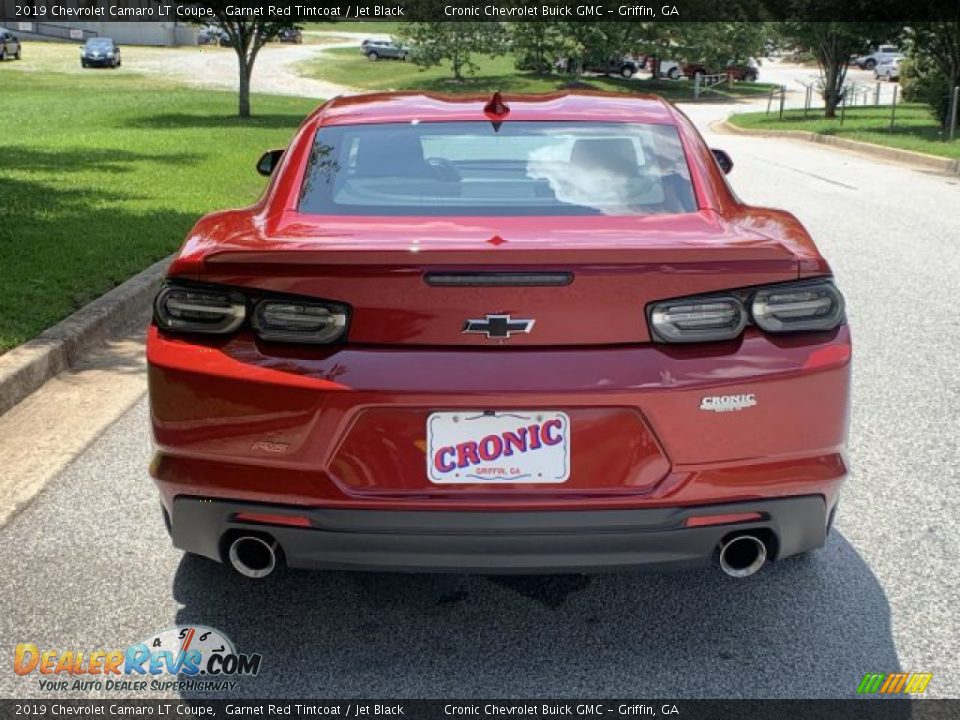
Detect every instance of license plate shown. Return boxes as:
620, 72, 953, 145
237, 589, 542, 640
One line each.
426, 411, 571, 484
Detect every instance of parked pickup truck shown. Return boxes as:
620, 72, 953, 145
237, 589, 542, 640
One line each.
854, 46, 903, 71
683, 59, 759, 82
561, 56, 644, 79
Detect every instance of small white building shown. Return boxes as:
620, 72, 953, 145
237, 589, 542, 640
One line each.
2, 2, 197, 46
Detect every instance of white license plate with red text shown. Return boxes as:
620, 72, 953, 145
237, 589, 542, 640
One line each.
426, 411, 571, 484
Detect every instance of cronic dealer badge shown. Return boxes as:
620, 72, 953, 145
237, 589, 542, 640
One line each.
700, 394, 758, 413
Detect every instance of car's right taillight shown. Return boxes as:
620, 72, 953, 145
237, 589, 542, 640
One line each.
648, 278, 845, 343
751, 280, 845, 333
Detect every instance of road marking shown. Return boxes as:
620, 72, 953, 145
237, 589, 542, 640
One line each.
757, 159, 859, 190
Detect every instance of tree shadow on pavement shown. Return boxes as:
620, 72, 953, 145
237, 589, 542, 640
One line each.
172, 531, 904, 700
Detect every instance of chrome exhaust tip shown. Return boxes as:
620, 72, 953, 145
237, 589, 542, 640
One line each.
719, 534, 767, 578
228, 535, 278, 579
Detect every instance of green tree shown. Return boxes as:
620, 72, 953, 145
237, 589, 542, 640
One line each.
217, 20, 294, 118
682, 22, 769, 66
633, 22, 768, 79
399, 22, 507, 82
509, 22, 570, 75
554, 22, 644, 76
166, 2, 298, 118
776, 15, 902, 118
634, 22, 687, 79
903, 16, 960, 129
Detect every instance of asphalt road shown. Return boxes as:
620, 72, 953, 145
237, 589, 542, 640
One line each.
1, 107, 959, 700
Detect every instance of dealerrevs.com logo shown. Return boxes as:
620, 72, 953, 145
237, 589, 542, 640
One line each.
14, 626, 262, 693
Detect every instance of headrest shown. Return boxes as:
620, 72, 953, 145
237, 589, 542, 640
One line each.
354, 133, 430, 177
569, 138, 638, 176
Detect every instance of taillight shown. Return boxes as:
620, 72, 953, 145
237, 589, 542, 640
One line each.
154, 282, 349, 344
648, 278, 845, 343
154, 285, 246, 335
649, 296, 746, 343
252, 300, 348, 344
751, 280, 845, 333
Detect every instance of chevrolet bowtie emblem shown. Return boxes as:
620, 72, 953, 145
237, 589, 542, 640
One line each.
463, 314, 535, 339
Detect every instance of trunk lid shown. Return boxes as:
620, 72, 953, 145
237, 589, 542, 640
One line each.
200, 211, 800, 346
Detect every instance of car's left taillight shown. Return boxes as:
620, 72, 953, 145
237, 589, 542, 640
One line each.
154, 282, 350, 345
154, 284, 246, 335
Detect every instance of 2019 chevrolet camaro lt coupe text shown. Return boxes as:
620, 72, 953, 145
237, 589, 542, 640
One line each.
148, 91, 851, 580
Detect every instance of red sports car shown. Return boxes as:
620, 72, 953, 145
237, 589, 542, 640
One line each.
148, 91, 850, 579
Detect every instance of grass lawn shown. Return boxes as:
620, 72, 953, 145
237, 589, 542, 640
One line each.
0, 72, 318, 354
729, 105, 960, 159
300, 47, 778, 102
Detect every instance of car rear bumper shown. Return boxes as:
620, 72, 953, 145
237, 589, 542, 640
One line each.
149, 324, 851, 512
170, 495, 829, 573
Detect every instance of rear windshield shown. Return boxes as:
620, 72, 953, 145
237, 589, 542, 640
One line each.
298, 121, 696, 216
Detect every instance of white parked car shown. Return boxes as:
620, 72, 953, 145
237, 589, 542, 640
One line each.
856, 45, 902, 71
874, 57, 901, 81
652, 58, 682, 80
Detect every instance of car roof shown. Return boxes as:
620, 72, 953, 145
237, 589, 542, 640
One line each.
312, 90, 679, 127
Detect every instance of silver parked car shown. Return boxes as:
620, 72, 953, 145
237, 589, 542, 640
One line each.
0, 29, 21, 61
874, 57, 901, 81
360, 38, 409, 61
856, 45, 902, 71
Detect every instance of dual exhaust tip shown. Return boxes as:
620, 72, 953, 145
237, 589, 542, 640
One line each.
226, 531, 768, 580
719, 534, 768, 578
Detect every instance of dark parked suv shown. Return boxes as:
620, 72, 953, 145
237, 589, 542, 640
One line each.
81, 38, 121, 68
197, 28, 227, 46
278, 28, 303, 44
594, 56, 643, 78
0, 30, 21, 61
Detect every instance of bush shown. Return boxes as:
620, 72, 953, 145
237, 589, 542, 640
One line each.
900, 56, 955, 129
514, 50, 554, 75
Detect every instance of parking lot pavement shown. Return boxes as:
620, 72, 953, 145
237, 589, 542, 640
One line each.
2, 118, 959, 699
131, 42, 360, 99
6, 40, 360, 99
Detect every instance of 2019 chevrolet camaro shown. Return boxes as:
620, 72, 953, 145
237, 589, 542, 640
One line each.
148, 91, 851, 579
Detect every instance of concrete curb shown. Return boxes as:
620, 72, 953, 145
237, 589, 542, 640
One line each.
0, 256, 172, 417
714, 119, 960, 176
